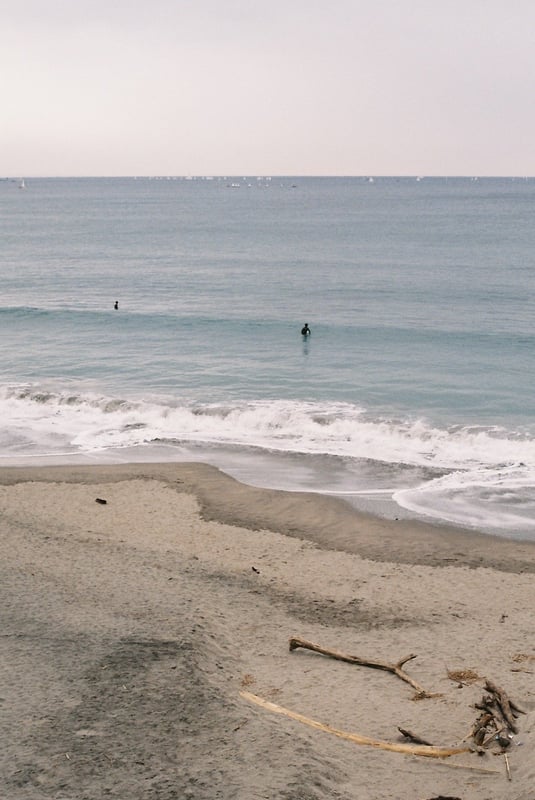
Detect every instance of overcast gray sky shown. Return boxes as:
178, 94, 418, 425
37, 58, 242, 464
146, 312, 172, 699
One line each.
3, 0, 535, 176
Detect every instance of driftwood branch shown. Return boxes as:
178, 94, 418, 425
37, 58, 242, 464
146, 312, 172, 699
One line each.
467, 712, 493, 745
398, 727, 434, 746
284, 637, 524, 769
476, 697, 509, 734
484, 680, 518, 734
469, 679, 524, 752
240, 691, 470, 759
289, 636, 435, 697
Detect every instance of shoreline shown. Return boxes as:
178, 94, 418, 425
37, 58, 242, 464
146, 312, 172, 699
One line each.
2, 461, 534, 799
1, 461, 535, 572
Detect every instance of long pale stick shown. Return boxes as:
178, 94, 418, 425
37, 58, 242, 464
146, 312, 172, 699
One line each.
240, 691, 470, 759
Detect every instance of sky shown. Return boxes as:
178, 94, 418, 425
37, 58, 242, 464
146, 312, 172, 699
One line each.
3, 0, 535, 177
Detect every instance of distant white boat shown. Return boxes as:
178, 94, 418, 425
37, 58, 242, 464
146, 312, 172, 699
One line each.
19, 178, 26, 189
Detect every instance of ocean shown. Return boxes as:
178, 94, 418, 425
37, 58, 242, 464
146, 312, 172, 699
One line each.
1, 175, 534, 540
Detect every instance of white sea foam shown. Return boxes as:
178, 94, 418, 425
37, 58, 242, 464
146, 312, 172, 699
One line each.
2, 384, 534, 470
1, 383, 534, 538
394, 464, 535, 535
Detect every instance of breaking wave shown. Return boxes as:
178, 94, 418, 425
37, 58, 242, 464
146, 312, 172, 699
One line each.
1, 383, 534, 537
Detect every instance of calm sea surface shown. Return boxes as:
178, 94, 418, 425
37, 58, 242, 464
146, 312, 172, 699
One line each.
1, 176, 534, 538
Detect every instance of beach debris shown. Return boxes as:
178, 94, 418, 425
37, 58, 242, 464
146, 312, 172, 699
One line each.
474, 680, 522, 737
95, 497, 108, 505
421, 796, 462, 800
465, 679, 525, 779
239, 691, 471, 759
398, 727, 434, 746
511, 652, 535, 664
484, 679, 519, 732
467, 712, 493, 745
251, 566, 260, 574
510, 652, 535, 674
243, 637, 525, 778
289, 636, 438, 698
504, 751, 512, 781
446, 667, 480, 686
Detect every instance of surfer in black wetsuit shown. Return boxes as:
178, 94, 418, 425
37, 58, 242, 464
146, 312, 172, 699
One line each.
114, 301, 119, 310
301, 323, 311, 336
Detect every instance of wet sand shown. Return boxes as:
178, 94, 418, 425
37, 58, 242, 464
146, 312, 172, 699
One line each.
1, 462, 534, 799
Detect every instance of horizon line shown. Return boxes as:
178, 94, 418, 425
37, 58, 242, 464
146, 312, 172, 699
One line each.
2, 174, 534, 180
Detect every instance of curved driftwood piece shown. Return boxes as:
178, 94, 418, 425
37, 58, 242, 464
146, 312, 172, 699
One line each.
484, 680, 518, 734
240, 691, 471, 759
289, 636, 434, 696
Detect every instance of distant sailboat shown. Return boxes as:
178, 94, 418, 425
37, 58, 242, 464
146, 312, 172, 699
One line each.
19, 178, 26, 189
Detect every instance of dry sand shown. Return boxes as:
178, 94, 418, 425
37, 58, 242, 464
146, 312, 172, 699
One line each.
0, 462, 534, 800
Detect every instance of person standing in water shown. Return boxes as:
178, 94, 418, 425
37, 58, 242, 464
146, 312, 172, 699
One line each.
301, 323, 311, 336
114, 301, 119, 310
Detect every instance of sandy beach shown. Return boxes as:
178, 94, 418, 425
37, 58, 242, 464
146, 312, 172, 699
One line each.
1, 462, 534, 800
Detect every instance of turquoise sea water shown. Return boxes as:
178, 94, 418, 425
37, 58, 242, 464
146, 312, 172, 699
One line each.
1, 176, 534, 538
